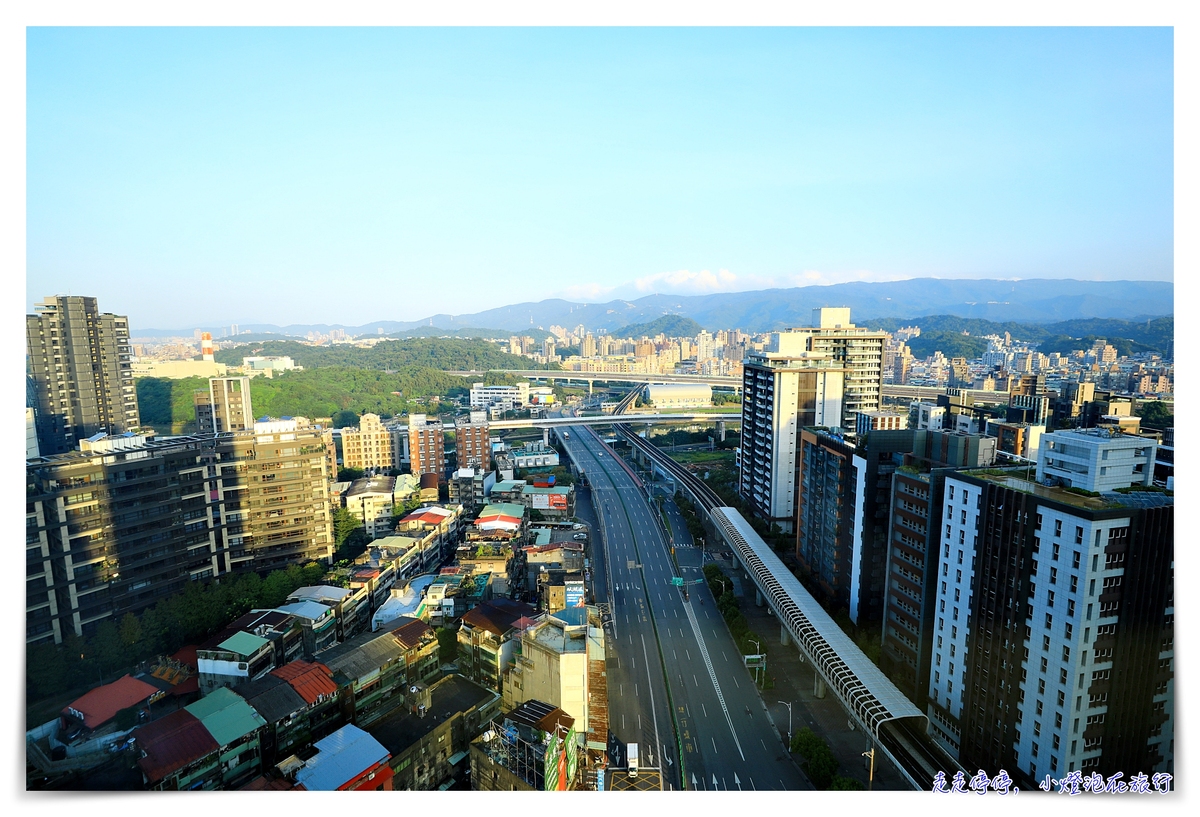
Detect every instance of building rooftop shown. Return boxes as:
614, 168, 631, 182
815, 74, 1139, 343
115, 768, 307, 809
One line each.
232, 674, 306, 725
216, 630, 271, 657
270, 660, 338, 705
275, 600, 335, 623
62, 674, 159, 730
185, 687, 268, 747
134, 709, 219, 785
200, 609, 296, 651
288, 585, 353, 605
346, 476, 397, 499
389, 617, 434, 650
460, 599, 537, 637
960, 468, 1124, 510
295, 724, 390, 791
320, 629, 408, 682
505, 699, 575, 734
366, 675, 496, 757
530, 617, 590, 655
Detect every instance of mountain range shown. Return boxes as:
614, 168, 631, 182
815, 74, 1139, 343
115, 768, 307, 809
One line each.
133, 277, 1172, 338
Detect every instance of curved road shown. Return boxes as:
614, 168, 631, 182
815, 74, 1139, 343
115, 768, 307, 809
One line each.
561, 426, 811, 791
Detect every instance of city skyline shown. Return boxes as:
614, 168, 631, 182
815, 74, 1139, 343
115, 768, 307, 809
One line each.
27, 27, 1173, 328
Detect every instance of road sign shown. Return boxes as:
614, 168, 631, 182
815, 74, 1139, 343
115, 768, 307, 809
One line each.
671, 577, 684, 587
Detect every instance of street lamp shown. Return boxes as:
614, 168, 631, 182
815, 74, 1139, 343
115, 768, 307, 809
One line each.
776, 700, 793, 746
861, 746, 876, 791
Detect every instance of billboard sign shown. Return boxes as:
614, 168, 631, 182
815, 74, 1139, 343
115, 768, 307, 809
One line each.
565, 581, 585, 607
531, 493, 550, 510
548, 493, 568, 510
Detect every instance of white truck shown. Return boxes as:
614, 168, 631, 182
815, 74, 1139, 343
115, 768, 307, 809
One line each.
626, 742, 639, 777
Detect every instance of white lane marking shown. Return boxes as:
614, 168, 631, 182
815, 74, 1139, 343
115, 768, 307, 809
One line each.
681, 600, 745, 760
702, 703, 707, 718
694, 674, 698, 686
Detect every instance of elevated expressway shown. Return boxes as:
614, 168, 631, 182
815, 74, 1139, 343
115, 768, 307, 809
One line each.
612, 421, 966, 790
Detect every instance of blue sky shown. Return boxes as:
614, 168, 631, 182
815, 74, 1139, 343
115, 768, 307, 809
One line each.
26, 27, 1173, 329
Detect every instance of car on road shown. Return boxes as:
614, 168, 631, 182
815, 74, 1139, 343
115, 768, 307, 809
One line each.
573, 533, 587, 540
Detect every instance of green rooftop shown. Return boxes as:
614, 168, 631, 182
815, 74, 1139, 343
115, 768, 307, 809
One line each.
218, 630, 271, 657
962, 469, 1120, 511
186, 687, 268, 746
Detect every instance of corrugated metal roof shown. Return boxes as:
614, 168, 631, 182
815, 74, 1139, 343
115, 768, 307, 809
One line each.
296, 724, 390, 791
275, 600, 335, 623
390, 618, 434, 650
271, 660, 338, 705
64, 674, 158, 730
320, 630, 406, 681
135, 709, 219, 784
460, 599, 537, 637
218, 630, 270, 657
288, 585, 352, 604
232, 674, 306, 724
186, 687, 267, 747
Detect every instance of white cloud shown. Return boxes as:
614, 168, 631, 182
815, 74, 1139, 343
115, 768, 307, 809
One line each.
631, 268, 745, 294
554, 281, 618, 301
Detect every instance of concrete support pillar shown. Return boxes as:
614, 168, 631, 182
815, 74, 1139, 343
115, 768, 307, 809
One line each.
755, 588, 764, 607
716, 420, 726, 442
814, 675, 827, 699
543, 428, 550, 445
781, 625, 791, 646
589, 381, 593, 395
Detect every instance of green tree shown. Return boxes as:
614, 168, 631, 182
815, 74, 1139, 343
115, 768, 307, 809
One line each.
332, 409, 360, 428
805, 744, 840, 790
790, 727, 824, 759
337, 467, 365, 482
118, 613, 144, 656
436, 627, 459, 662
828, 775, 865, 790
333, 506, 364, 548
1136, 401, 1174, 430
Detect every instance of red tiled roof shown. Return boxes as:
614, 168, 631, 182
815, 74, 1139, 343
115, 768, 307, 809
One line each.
391, 618, 434, 650
63, 674, 159, 730
134, 709, 219, 784
171, 645, 199, 670
169, 676, 200, 697
271, 660, 338, 705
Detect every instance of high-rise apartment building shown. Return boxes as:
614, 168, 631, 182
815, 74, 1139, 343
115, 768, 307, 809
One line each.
340, 413, 397, 474
408, 414, 446, 479
26, 295, 141, 455
927, 468, 1172, 787
455, 411, 491, 470
1036, 428, 1156, 493
194, 376, 255, 434
26, 420, 334, 645
739, 308, 885, 530
879, 432, 999, 706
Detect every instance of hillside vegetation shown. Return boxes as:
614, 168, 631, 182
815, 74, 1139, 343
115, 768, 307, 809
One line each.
213, 337, 550, 372
611, 314, 704, 339
862, 315, 1172, 355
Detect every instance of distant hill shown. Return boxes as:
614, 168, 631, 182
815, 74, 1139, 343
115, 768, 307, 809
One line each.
860, 315, 1173, 356
611, 314, 704, 339
385, 326, 554, 341
212, 337, 552, 372
143, 278, 1172, 338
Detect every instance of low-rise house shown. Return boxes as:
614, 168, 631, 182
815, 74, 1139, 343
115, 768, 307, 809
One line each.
470, 700, 581, 791
287, 584, 370, 642
367, 674, 501, 791
292, 724, 394, 791
269, 660, 343, 746
197, 631, 275, 695
274, 600, 339, 657
133, 687, 267, 790
59, 674, 159, 741
344, 475, 400, 539
319, 618, 436, 727
467, 502, 526, 544
457, 599, 538, 694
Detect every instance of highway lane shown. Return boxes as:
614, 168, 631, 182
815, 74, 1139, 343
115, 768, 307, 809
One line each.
561, 427, 811, 791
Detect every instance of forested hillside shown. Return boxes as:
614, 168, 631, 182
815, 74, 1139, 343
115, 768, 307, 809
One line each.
213, 337, 548, 371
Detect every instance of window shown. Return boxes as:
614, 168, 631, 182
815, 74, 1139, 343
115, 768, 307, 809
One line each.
956, 569, 962, 582
937, 636, 943, 648
954, 588, 960, 602
935, 670, 940, 683
944, 544, 950, 558
1048, 591, 1055, 608
1062, 645, 1070, 662
940, 600, 945, 612
1050, 568, 1058, 585
1037, 513, 1044, 529
1057, 690, 1066, 707
939, 617, 944, 631
1060, 669, 1068, 685
957, 548, 963, 562
954, 607, 959, 621
1051, 756, 1058, 772
946, 524, 952, 539
1075, 526, 1084, 545
1044, 635, 1051, 651
1065, 623, 1073, 640
950, 643, 956, 657
1046, 613, 1053, 628
1092, 554, 1099, 571
941, 581, 947, 593
1089, 579, 1095, 596
947, 680, 953, 693
1070, 575, 1078, 593
1055, 520, 1063, 536
1055, 713, 1063, 729
1037, 700, 1044, 716
1038, 679, 1046, 694
1073, 552, 1081, 569
1034, 721, 1041, 737
1032, 742, 1039, 757
952, 626, 958, 639
961, 510, 966, 524
949, 485, 954, 500
962, 491, 969, 505
1040, 657, 1048, 673
959, 531, 965, 545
